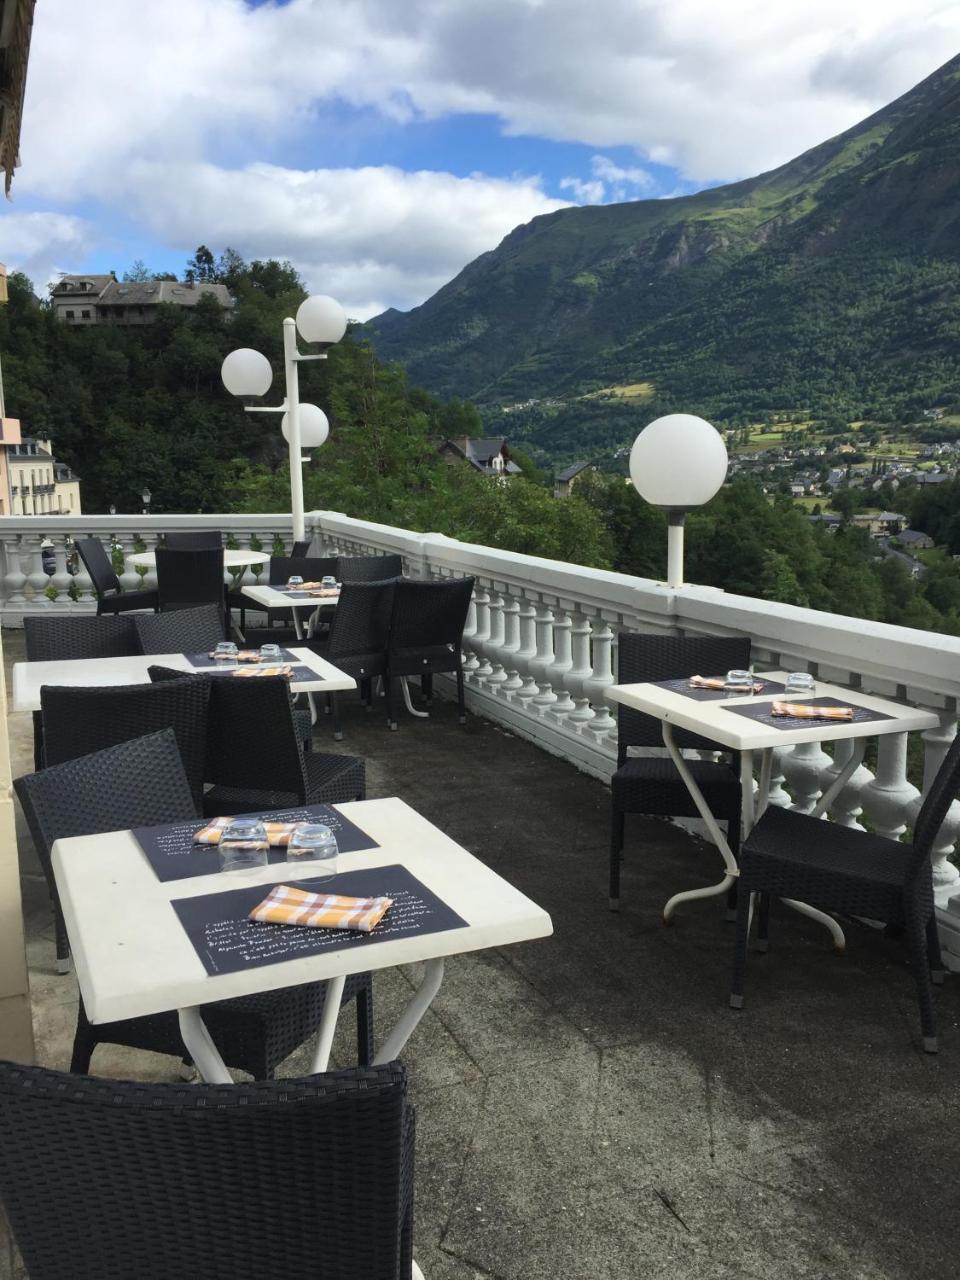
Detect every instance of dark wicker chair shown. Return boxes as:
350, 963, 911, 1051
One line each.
310, 579, 396, 739
74, 536, 159, 616
13, 729, 374, 1077
37, 678, 210, 967
241, 555, 341, 636
134, 603, 225, 654
609, 634, 749, 911
291, 539, 311, 557
23, 613, 140, 772
155, 546, 226, 623
339, 553, 403, 583
385, 576, 474, 729
730, 732, 960, 1053
0, 1059, 413, 1280
163, 530, 223, 550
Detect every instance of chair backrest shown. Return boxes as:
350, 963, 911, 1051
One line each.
339, 554, 403, 583
13, 729, 198, 879
73, 536, 121, 598
388, 577, 474, 653
268, 555, 339, 586
135, 603, 225, 654
615, 633, 752, 755
155, 546, 225, 615
23, 613, 137, 661
291, 539, 311, 557
910, 732, 960, 876
163, 530, 224, 550
0, 1059, 412, 1280
327, 579, 396, 663
40, 678, 210, 806
204, 674, 308, 799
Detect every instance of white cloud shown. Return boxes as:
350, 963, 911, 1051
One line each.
0, 211, 96, 294
561, 154, 655, 205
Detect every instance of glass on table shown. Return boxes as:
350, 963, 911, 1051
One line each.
320, 575, 337, 590
784, 671, 816, 696
725, 669, 755, 696
286, 823, 339, 879
287, 575, 304, 590
259, 642, 282, 664
213, 640, 238, 666
218, 818, 269, 873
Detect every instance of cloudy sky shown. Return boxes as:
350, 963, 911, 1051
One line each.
3, 0, 957, 317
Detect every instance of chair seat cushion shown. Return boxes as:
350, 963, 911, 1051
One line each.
742, 805, 916, 889
100, 589, 159, 614
612, 755, 741, 820
203, 752, 365, 816
388, 644, 457, 676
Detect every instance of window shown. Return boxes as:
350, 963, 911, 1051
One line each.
65, 309, 74, 319
81, 309, 90, 319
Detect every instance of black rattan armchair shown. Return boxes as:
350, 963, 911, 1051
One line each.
162, 530, 223, 550
155, 546, 226, 623
339, 553, 403, 582
385, 576, 474, 729
135, 603, 225, 654
312, 578, 395, 739
291, 538, 311, 556
23, 613, 140, 772
74, 536, 159, 616
730, 732, 960, 1053
13, 729, 374, 1077
0, 1059, 414, 1280
609, 634, 749, 911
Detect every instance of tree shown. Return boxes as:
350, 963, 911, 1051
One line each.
184, 245, 217, 284
122, 259, 151, 282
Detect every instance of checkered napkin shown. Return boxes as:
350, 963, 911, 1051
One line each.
689, 674, 764, 693
770, 701, 854, 721
230, 665, 294, 679
193, 818, 299, 846
208, 650, 262, 662
280, 583, 339, 597
249, 883, 393, 933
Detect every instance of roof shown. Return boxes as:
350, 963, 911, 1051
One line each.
466, 438, 507, 463
50, 274, 114, 297
875, 511, 907, 522
98, 280, 234, 309
898, 529, 932, 544
557, 461, 594, 482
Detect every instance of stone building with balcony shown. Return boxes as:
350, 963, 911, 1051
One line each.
5, 436, 81, 515
50, 275, 235, 325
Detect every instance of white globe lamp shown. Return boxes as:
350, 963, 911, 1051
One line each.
220, 348, 273, 397
282, 402, 329, 449
628, 414, 728, 588
296, 294, 347, 348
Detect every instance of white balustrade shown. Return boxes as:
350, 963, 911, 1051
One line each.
860, 734, 919, 841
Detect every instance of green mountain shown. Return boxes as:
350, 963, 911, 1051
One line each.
371, 54, 960, 440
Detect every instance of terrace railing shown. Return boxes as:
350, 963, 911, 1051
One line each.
2, 509, 959, 966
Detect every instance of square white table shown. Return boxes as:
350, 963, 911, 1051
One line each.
52, 796, 553, 1083
13, 646, 356, 713
605, 671, 939, 946
240, 582, 338, 641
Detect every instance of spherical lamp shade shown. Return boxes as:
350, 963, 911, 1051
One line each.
629, 414, 728, 509
295, 294, 347, 347
221, 348, 273, 397
282, 402, 330, 449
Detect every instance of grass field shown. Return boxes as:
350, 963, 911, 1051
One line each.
582, 382, 655, 401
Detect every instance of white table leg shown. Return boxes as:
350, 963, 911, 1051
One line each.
309, 974, 346, 1073
662, 724, 739, 922
756, 748, 774, 822
401, 677, 430, 719
291, 608, 319, 724
373, 958, 445, 1064
178, 1007, 233, 1084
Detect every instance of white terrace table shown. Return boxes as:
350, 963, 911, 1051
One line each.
127, 548, 270, 572
12, 646, 356, 713
52, 796, 554, 1084
605, 671, 939, 949
241, 582, 339, 640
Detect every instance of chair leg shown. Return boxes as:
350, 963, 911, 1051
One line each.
421, 673, 433, 705
730, 887, 752, 1008
755, 893, 770, 953
54, 899, 71, 974
609, 808, 624, 910
331, 692, 343, 741
905, 913, 938, 1053
456, 666, 466, 725
386, 678, 397, 730
926, 915, 947, 986
355, 982, 374, 1066
69, 1001, 97, 1075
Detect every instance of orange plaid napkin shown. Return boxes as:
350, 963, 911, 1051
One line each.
249, 883, 393, 932
771, 701, 854, 721
193, 818, 299, 846
689, 674, 764, 693
280, 583, 339, 597
208, 650, 263, 662
231, 665, 294, 679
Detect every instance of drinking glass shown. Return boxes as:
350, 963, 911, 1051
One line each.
260, 642, 282, 664
321, 575, 337, 590
213, 640, 238, 666
784, 672, 816, 696
218, 818, 269, 873
287, 575, 304, 591
725, 669, 755, 696
286, 823, 339, 880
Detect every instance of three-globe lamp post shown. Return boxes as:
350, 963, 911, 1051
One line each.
628, 414, 728, 588
220, 295, 347, 543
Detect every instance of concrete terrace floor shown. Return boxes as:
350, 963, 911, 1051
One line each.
3, 625, 960, 1280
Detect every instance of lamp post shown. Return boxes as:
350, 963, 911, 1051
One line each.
141, 487, 152, 517
220, 295, 346, 543
108, 503, 116, 516
628, 414, 728, 588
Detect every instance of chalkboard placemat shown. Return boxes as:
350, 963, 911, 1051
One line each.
171, 864, 468, 976
725, 696, 892, 730
133, 804, 379, 883
653, 676, 785, 703
282, 591, 339, 602
186, 649, 298, 670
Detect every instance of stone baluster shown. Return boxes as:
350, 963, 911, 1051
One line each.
24, 534, 49, 607
514, 599, 539, 695
916, 716, 960, 905
781, 741, 833, 814
546, 607, 573, 689
860, 733, 919, 841
485, 594, 509, 691
470, 588, 492, 681
763, 746, 792, 809
141, 531, 161, 591
461, 592, 480, 674
529, 605, 555, 686
116, 533, 141, 593
566, 610, 593, 701
819, 738, 872, 829
2, 534, 28, 613
499, 592, 522, 689
582, 620, 616, 736
50, 538, 73, 603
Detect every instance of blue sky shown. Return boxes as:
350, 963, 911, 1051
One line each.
3, 0, 957, 317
